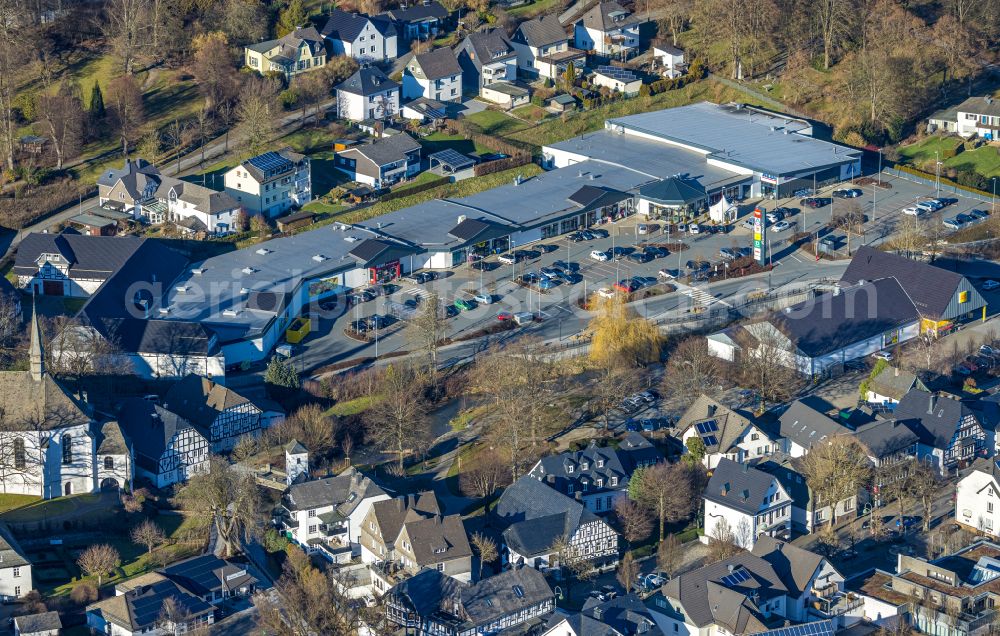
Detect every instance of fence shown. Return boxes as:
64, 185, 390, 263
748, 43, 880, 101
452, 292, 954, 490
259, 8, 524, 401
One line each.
883, 167, 994, 204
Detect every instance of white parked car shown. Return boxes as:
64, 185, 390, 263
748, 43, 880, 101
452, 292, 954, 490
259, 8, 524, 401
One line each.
658, 268, 676, 280
983, 280, 1000, 291
637, 224, 649, 235
916, 200, 939, 212
597, 287, 615, 298
872, 351, 893, 361
689, 224, 700, 234
771, 220, 791, 232
902, 206, 922, 216
473, 293, 493, 305
741, 218, 754, 229
590, 249, 610, 262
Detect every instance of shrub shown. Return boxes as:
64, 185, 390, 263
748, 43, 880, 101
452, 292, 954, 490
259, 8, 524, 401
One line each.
70, 581, 98, 604
279, 89, 299, 110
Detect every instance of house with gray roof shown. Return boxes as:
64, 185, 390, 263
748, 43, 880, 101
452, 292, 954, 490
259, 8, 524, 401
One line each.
527, 433, 661, 514
223, 147, 311, 217
381, 1, 450, 43
403, 47, 462, 102
777, 398, 853, 458
893, 390, 991, 475
117, 397, 209, 489
277, 466, 389, 559
97, 158, 160, 216
512, 14, 584, 79
755, 453, 860, 534
543, 594, 663, 636
164, 374, 270, 452
854, 419, 919, 467
703, 458, 792, 549
0, 524, 31, 601
385, 566, 554, 635
244, 26, 327, 79
321, 8, 398, 62
927, 95, 1000, 138
455, 29, 518, 92
335, 131, 423, 188
677, 395, 780, 468
336, 67, 401, 122
14, 231, 148, 297
841, 246, 986, 337
493, 475, 618, 571
573, 1, 645, 57
13, 611, 61, 636
864, 365, 929, 407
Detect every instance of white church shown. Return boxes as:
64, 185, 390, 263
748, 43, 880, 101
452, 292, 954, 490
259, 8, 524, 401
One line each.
0, 304, 131, 499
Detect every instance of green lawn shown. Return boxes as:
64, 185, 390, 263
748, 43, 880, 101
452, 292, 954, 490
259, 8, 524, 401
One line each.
0, 494, 40, 514
510, 104, 550, 123
326, 394, 381, 416
463, 109, 529, 136
898, 135, 1000, 178
0, 493, 111, 523
420, 132, 493, 157
506, 0, 562, 18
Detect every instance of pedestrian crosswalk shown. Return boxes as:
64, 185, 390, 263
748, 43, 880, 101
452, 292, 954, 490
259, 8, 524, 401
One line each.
403, 287, 431, 300
677, 284, 730, 308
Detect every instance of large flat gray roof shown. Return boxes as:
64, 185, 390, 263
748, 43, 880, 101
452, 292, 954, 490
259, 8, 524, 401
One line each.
606, 101, 861, 176
544, 129, 749, 191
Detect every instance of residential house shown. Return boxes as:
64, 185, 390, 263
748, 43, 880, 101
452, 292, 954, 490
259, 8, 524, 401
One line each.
0, 525, 31, 601
381, 1, 450, 44
96, 159, 160, 217
117, 398, 210, 489
164, 374, 271, 452
244, 27, 327, 79
479, 81, 530, 109
702, 458, 792, 549
854, 540, 1000, 636
151, 176, 241, 235
854, 419, 919, 468
955, 461, 1000, 536
677, 395, 779, 468
13, 612, 61, 636
277, 467, 389, 559
893, 389, 990, 474
590, 65, 643, 96
841, 246, 987, 337
543, 595, 663, 636
335, 131, 422, 189
403, 48, 462, 102
335, 67, 401, 122
455, 29, 517, 92
87, 553, 256, 636
653, 44, 685, 78
526, 432, 661, 514
96, 159, 240, 234
14, 231, 149, 297
707, 277, 922, 377
360, 491, 473, 587
493, 475, 619, 571
320, 9, 398, 62
223, 148, 312, 218
401, 97, 448, 123
648, 541, 852, 635
756, 454, 859, 535
573, 2, 644, 58
864, 365, 929, 408
750, 536, 851, 624
777, 398, 852, 458
385, 566, 554, 635
511, 15, 585, 80
928, 95, 1000, 139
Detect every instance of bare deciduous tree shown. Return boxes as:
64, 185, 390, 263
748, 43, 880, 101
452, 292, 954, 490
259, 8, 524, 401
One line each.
708, 517, 743, 562
103, 0, 150, 75
366, 363, 429, 470
131, 518, 165, 554
657, 533, 681, 576
174, 455, 260, 557
629, 462, 703, 541
236, 76, 280, 157
407, 292, 447, 368
107, 75, 145, 157
77, 543, 121, 586
663, 337, 720, 407
801, 436, 871, 528
617, 551, 639, 591
470, 532, 498, 580
614, 497, 653, 547
459, 450, 508, 501
283, 404, 335, 457
739, 325, 799, 409
37, 82, 84, 170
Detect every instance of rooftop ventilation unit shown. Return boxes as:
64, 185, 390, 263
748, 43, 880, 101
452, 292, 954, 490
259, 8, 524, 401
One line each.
191, 268, 205, 275
242, 267, 258, 275
175, 285, 189, 293
222, 309, 239, 317
256, 248, 272, 256
240, 287, 250, 294
344, 236, 360, 242
312, 254, 328, 262
158, 307, 170, 315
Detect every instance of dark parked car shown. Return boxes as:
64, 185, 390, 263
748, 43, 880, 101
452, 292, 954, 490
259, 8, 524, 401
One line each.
644, 246, 668, 258
627, 251, 653, 264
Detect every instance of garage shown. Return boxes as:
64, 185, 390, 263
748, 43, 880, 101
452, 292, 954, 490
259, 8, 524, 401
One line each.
42, 280, 64, 296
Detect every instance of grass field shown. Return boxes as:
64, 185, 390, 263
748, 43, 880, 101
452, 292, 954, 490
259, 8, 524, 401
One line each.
899, 136, 1000, 178
0, 493, 112, 524
0, 493, 40, 514
420, 132, 494, 157
506, 0, 563, 18
463, 109, 528, 136
326, 394, 381, 417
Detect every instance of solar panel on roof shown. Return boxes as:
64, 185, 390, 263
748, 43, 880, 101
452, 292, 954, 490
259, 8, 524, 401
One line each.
721, 567, 751, 587
702, 435, 718, 447
596, 65, 637, 81
429, 148, 476, 170
748, 620, 834, 636
247, 151, 293, 179
695, 420, 718, 434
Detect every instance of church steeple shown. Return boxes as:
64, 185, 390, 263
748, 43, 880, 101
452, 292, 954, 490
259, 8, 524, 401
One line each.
30, 294, 43, 382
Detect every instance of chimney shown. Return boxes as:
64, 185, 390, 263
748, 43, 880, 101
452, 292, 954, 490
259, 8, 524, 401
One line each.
575, 492, 582, 500
728, 564, 736, 573
708, 404, 717, 418
546, 474, 555, 483
928, 393, 937, 415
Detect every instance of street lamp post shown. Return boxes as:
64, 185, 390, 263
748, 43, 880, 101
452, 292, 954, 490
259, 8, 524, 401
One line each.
992, 177, 997, 214
935, 150, 941, 196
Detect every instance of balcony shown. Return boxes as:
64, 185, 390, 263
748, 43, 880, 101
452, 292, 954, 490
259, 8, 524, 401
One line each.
808, 592, 863, 618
